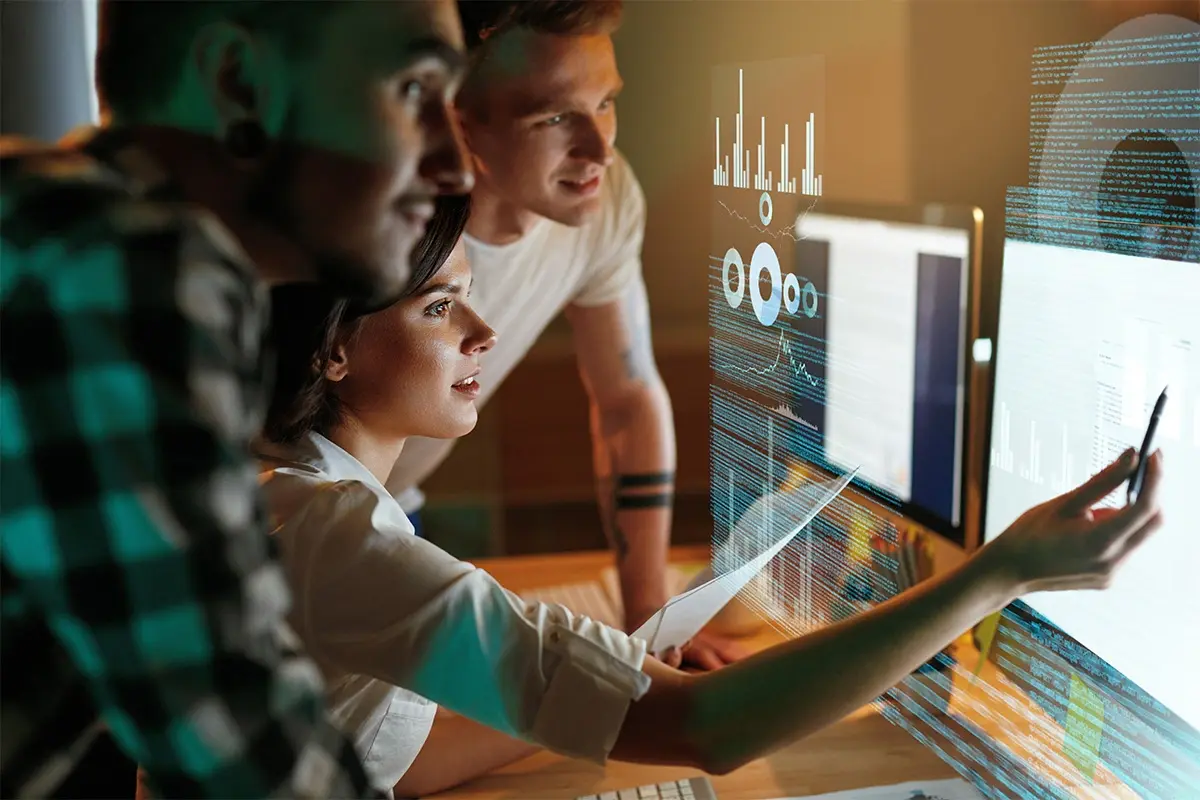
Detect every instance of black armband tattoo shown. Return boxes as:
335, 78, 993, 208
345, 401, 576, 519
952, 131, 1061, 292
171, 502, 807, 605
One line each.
602, 472, 675, 561
616, 492, 674, 510
616, 472, 675, 489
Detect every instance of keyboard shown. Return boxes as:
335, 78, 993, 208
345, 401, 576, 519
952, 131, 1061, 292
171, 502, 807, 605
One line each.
575, 776, 718, 800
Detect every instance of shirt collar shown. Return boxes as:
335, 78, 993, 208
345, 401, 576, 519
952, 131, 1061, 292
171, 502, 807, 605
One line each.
64, 124, 260, 282
65, 125, 178, 201
257, 431, 396, 501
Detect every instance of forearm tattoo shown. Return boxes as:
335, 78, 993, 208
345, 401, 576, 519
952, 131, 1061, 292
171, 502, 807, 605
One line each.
601, 471, 676, 561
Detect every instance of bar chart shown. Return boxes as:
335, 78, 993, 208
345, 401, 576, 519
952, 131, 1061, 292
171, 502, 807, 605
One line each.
802, 112, 822, 197
712, 68, 823, 196
1019, 419, 1044, 486
994, 402, 1083, 491
992, 401, 1015, 473
1051, 424, 1076, 494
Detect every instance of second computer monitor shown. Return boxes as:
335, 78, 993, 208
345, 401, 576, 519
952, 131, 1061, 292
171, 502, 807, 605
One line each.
790, 203, 982, 546
971, 225, 1200, 796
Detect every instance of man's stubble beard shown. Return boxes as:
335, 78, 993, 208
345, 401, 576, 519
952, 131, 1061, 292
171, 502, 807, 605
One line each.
243, 111, 411, 308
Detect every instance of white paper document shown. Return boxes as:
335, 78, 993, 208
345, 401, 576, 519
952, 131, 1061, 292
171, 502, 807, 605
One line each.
768, 777, 985, 800
632, 466, 859, 655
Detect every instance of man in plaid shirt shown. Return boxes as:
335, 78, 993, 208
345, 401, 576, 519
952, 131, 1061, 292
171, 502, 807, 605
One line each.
1, 1, 472, 796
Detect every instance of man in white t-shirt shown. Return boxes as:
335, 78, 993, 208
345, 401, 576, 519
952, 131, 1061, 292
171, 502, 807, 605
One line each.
386, 0, 744, 670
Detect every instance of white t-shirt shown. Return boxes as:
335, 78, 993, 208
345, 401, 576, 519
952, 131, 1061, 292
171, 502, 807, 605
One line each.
257, 432, 650, 791
386, 151, 647, 510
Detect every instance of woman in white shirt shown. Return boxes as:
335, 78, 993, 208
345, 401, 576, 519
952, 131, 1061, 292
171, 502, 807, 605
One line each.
259, 195, 1164, 797
261, 196, 548, 798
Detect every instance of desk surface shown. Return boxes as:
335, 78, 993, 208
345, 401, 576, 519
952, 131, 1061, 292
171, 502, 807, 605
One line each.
436, 546, 959, 799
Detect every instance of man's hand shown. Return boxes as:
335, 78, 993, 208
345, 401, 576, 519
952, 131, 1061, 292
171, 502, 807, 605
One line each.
642, 630, 750, 671
679, 630, 752, 671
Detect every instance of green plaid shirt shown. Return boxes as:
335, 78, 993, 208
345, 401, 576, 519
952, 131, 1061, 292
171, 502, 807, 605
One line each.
0, 129, 379, 798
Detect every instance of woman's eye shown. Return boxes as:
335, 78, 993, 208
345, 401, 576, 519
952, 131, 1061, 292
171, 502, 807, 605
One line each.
541, 114, 566, 127
426, 299, 452, 317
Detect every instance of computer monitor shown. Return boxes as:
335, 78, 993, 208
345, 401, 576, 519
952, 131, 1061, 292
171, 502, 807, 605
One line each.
982, 236, 1200, 792
788, 203, 984, 547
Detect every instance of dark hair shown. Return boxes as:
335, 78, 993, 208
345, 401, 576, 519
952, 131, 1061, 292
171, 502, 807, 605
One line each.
263, 193, 472, 444
457, 0, 623, 51
96, 0, 334, 120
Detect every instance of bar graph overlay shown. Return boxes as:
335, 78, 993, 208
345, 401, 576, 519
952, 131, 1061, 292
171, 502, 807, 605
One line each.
994, 403, 1084, 492
992, 401, 1015, 473
1019, 420, 1044, 486
802, 112, 822, 197
712, 68, 822, 196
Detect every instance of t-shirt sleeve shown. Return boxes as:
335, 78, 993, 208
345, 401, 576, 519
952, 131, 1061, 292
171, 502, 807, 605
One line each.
282, 480, 650, 764
571, 153, 648, 308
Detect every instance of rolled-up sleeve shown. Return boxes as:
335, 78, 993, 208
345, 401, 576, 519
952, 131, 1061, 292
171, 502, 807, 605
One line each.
528, 603, 651, 759
275, 480, 649, 763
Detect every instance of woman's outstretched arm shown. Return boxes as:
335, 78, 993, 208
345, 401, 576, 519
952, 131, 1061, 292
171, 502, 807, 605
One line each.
393, 710, 538, 798
290, 450, 1160, 774
612, 450, 1163, 774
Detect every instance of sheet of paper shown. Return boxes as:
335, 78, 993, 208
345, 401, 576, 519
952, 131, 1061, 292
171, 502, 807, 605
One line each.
599, 564, 703, 622
632, 466, 858, 654
767, 777, 985, 800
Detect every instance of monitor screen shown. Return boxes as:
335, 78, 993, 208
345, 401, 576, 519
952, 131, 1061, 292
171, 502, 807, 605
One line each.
792, 211, 971, 539
984, 238, 1200, 732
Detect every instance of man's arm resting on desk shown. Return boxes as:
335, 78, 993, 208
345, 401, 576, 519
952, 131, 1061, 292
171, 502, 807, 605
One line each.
566, 281, 674, 631
567, 285, 748, 670
567, 286, 748, 670
610, 452, 1163, 773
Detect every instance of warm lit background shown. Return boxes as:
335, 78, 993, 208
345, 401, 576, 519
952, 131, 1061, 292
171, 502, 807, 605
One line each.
418, 0, 1200, 559
5, 0, 1194, 560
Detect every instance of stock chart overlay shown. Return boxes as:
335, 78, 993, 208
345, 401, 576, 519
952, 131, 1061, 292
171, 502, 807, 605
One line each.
708, 19, 1199, 798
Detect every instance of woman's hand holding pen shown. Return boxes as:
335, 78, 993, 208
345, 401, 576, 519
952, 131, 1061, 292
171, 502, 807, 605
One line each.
977, 447, 1164, 597
613, 449, 1165, 774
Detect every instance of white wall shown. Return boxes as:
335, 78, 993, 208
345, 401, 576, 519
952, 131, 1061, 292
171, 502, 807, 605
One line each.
0, 0, 97, 139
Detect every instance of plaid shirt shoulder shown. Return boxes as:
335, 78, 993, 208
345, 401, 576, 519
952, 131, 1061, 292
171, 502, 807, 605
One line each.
0, 136, 381, 798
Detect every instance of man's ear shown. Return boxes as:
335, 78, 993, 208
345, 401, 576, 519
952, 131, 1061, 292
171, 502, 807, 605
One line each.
322, 344, 351, 382
190, 21, 288, 136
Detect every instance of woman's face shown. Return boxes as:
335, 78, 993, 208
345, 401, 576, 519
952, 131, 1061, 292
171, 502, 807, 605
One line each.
332, 239, 496, 441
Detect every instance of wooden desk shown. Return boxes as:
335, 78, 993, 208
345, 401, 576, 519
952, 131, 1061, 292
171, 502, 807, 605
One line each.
438, 546, 959, 799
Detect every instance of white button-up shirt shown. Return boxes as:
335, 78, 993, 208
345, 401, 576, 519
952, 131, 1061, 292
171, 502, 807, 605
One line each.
257, 432, 650, 790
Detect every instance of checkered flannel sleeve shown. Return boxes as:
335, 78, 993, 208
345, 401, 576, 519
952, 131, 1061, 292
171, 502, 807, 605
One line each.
1, 189, 383, 797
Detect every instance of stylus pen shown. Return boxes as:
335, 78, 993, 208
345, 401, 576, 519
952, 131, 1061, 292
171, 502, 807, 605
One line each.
1128, 385, 1168, 504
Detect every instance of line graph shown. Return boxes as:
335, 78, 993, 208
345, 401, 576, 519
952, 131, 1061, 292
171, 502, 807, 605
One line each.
773, 402, 819, 431
718, 196, 819, 241
729, 328, 821, 387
